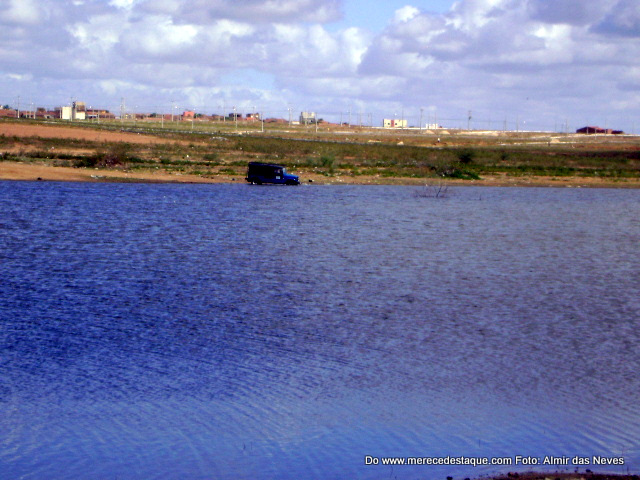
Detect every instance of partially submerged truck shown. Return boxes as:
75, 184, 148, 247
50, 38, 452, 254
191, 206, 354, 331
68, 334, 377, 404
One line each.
246, 162, 300, 185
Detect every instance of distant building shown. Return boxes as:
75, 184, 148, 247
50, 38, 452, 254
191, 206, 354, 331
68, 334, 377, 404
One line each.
35, 107, 58, 119
0, 108, 18, 118
300, 111, 316, 124
73, 102, 86, 120
182, 110, 195, 119
59, 106, 72, 120
383, 119, 407, 128
576, 126, 624, 134
246, 113, 261, 121
86, 108, 115, 120
58, 102, 86, 120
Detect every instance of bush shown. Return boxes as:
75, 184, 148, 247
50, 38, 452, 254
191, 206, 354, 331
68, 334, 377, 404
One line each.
320, 154, 335, 168
457, 148, 475, 164
435, 163, 480, 180
76, 143, 132, 168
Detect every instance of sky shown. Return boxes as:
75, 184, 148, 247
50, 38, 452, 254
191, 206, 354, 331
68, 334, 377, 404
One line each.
1, 0, 639, 132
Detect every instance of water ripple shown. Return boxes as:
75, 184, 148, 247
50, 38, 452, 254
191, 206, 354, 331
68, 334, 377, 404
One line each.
1, 183, 638, 479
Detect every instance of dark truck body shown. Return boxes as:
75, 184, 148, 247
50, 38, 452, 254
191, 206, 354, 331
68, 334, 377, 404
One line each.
246, 162, 300, 185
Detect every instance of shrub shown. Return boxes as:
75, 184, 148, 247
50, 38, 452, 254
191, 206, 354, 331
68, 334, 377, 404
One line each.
320, 154, 335, 174
457, 148, 476, 164
76, 143, 132, 168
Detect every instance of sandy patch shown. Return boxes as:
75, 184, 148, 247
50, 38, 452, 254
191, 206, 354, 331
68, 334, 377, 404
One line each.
0, 162, 232, 183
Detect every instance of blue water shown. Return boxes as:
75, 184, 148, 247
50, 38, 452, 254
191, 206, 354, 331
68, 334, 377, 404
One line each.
1, 182, 639, 480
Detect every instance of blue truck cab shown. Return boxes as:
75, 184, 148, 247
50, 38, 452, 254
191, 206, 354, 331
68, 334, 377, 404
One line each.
246, 162, 300, 185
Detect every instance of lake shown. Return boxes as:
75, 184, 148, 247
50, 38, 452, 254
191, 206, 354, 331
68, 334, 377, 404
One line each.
0, 182, 638, 480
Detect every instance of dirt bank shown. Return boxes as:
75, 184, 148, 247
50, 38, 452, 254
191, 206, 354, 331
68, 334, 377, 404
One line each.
2, 161, 640, 187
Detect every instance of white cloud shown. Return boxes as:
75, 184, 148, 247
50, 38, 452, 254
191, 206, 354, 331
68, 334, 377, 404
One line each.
352, 0, 640, 129
119, 16, 200, 59
109, 0, 137, 9
262, 23, 369, 78
0, 0, 638, 130
140, 0, 342, 24
0, 0, 43, 25
393, 6, 420, 24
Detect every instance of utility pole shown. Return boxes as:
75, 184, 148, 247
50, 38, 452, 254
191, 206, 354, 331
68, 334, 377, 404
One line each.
420, 108, 424, 132
17, 95, 20, 119
120, 97, 125, 126
234, 106, 237, 130
467, 110, 472, 131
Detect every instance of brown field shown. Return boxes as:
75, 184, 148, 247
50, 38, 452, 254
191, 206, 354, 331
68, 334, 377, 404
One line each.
0, 122, 187, 145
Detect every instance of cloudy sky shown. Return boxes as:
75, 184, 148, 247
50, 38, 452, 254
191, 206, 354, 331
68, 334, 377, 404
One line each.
1, 0, 639, 131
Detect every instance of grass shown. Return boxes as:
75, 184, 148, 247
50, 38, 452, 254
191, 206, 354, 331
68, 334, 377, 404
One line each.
2, 118, 639, 182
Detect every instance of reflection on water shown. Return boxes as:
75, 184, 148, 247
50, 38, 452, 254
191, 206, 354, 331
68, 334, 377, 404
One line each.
1, 183, 639, 479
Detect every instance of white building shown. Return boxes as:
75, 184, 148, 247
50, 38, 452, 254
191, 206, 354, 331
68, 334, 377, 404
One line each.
300, 111, 316, 124
60, 102, 86, 121
60, 106, 72, 120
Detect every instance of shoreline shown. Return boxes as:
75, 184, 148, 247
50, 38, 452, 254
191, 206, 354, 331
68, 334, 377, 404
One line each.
2, 162, 639, 188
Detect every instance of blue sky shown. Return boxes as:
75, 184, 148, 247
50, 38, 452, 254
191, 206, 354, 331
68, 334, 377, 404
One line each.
1, 0, 639, 132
